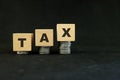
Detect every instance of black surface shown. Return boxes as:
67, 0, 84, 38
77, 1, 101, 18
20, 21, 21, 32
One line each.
1, 1, 120, 80
0, 53, 120, 80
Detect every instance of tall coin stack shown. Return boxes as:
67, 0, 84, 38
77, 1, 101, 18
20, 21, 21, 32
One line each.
59, 41, 71, 54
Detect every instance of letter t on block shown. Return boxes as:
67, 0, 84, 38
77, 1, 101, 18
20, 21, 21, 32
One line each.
13, 33, 33, 52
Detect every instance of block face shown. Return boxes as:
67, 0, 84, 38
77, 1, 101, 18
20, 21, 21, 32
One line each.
57, 24, 75, 41
35, 29, 53, 46
13, 33, 33, 51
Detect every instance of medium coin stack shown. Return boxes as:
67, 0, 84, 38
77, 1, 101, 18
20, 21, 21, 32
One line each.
17, 51, 28, 54
39, 47, 50, 54
59, 41, 71, 54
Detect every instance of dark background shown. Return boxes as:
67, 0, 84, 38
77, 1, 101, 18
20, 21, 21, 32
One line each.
1, 0, 120, 80
1, 0, 120, 53
0, 0, 120, 52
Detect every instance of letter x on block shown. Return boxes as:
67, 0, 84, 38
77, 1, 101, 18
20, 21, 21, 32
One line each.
13, 33, 33, 51
57, 24, 75, 41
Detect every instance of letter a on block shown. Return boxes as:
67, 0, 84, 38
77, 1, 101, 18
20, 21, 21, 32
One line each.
35, 29, 53, 46
13, 33, 33, 51
57, 24, 75, 41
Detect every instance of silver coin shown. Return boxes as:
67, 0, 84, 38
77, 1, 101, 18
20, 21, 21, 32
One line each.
60, 48, 71, 54
60, 41, 71, 49
39, 47, 50, 54
17, 51, 28, 54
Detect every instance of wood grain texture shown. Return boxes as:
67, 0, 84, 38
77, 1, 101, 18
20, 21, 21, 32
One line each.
13, 33, 33, 51
35, 29, 54, 46
57, 24, 75, 41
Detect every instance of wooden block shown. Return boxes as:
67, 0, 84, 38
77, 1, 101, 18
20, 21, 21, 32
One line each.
57, 24, 75, 41
35, 29, 53, 46
13, 33, 33, 51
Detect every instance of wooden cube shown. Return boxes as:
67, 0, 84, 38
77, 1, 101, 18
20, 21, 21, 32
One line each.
13, 33, 33, 51
35, 29, 54, 46
57, 24, 75, 41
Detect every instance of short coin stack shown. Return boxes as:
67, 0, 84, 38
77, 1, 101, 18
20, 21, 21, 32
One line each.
17, 51, 28, 54
39, 47, 50, 54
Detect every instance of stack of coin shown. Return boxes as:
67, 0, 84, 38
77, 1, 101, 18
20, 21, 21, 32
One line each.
39, 47, 50, 54
17, 51, 28, 54
59, 41, 71, 54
